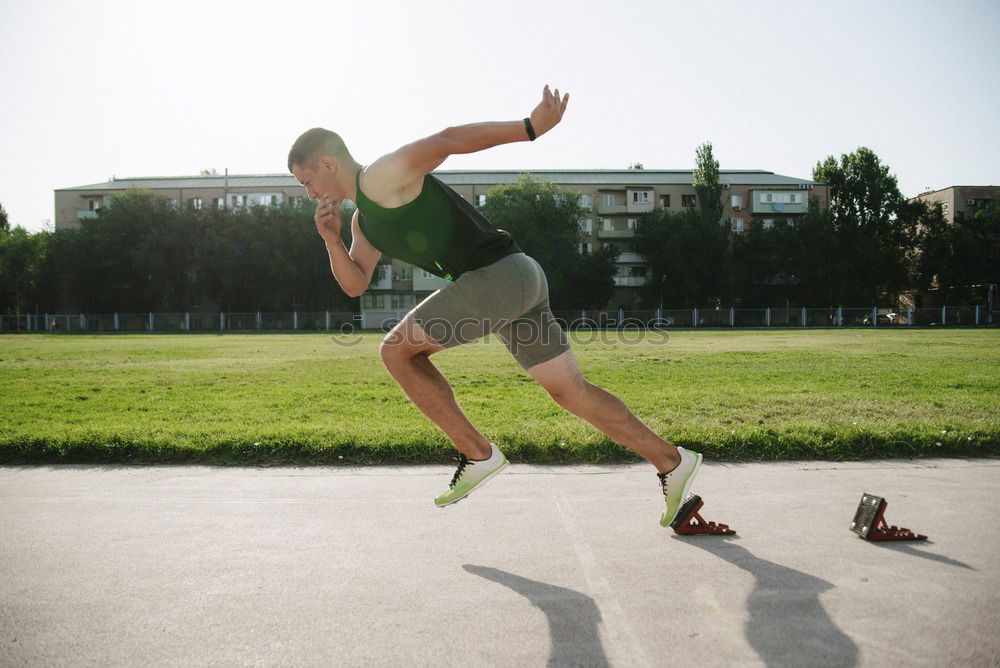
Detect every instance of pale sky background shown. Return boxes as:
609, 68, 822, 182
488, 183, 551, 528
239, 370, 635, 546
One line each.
2, 0, 998, 232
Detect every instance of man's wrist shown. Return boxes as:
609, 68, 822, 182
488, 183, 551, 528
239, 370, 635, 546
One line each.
523, 118, 536, 141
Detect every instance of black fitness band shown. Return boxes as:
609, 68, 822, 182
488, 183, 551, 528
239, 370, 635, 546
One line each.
523, 118, 536, 141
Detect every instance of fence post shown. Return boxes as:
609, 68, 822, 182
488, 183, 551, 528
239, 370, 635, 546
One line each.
220, 312, 225, 331
692, 308, 698, 328
765, 307, 771, 327
293, 311, 299, 330
835, 307, 842, 327
941, 306, 947, 326
80, 313, 86, 331
729, 308, 735, 327
801, 307, 807, 327
975, 305, 981, 326
325, 311, 331, 331
184, 312, 190, 331
114, 313, 120, 331
907, 308, 913, 326
147, 312, 153, 332
871, 307, 877, 328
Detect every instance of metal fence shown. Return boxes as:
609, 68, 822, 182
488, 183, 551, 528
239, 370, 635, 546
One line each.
1, 305, 995, 333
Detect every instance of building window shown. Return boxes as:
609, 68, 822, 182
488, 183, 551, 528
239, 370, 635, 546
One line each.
579, 194, 592, 209
602, 218, 614, 232
603, 194, 615, 206
682, 194, 696, 207
631, 191, 650, 203
660, 194, 671, 209
390, 294, 412, 309
191, 197, 203, 210
730, 218, 744, 233
627, 218, 638, 230
942, 203, 950, 214
762, 219, 775, 229
731, 195, 744, 210
420, 269, 437, 280
393, 265, 411, 281
579, 219, 593, 234
579, 242, 592, 254
476, 194, 487, 207
214, 198, 225, 209
362, 294, 385, 309
87, 198, 102, 211
760, 192, 803, 204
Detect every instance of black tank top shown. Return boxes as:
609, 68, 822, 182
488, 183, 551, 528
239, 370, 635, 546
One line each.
355, 171, 520, 281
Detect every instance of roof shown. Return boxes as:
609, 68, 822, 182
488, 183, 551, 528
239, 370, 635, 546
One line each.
57, 169, 823, 192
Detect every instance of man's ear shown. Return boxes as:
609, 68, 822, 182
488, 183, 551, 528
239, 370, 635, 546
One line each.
320, 156, 337, 173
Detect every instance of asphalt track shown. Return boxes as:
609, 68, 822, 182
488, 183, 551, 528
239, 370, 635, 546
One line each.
1, 458, 998, 667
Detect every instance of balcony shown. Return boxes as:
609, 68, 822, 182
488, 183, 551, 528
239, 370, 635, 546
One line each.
615, 252, 644, 264
597, 228, 635, 239
596, 204, 627, 215
77, 210, 99, 220
613, 276, 647, 287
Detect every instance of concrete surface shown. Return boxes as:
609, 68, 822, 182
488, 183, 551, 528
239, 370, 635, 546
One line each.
1, 458, 998, 667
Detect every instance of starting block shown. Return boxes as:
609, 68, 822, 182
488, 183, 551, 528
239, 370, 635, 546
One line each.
670, 495, 735, 536
850, 493, 927, 541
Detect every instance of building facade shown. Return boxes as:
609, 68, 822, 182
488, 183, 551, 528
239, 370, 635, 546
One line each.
910, 185, 999, 225
55, 169, 827, 319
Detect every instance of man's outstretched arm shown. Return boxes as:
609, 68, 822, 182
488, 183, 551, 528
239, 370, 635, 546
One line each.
363, 86, 569, 203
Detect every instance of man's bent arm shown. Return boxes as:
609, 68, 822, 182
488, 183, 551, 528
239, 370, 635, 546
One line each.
318, 206, 380, 298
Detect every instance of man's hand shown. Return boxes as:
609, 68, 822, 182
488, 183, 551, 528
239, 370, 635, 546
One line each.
314, 194, 343, 242
528, 85, 570, 138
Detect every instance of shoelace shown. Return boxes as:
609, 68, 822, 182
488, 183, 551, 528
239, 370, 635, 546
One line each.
449, 454, 471, 488
657, 471, 670, 496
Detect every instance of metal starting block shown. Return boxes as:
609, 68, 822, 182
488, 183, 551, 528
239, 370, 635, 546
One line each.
670, 495, 735, 536
850, 493, 927, 541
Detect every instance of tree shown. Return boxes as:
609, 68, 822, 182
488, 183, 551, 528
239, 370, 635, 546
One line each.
692, 142, 724, 224
633, 208, 730, 308
812, 147, 913, 304
479, 174, 616, 310
948, 207, 1000, 303
0, 226, 49, 315
0, 202, 8, 233
910, 199, 950, 294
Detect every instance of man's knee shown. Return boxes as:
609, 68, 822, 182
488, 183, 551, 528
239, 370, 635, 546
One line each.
542, 375, 589, 409
379, 331, 411, 367
379, 320, 440, 367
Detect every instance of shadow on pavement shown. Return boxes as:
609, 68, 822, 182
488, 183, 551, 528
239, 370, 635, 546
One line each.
463, 564, 609, 668
869, 541, 975, 570
679, 538, 859, 668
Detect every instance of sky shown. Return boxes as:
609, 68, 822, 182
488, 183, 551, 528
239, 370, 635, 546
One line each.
2, 0, 998, 232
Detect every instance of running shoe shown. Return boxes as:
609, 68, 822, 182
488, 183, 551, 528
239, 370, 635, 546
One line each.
658, 447, 703, 526
435, 443, 508, 507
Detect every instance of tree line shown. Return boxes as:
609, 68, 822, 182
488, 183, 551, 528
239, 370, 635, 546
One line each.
1, 145, 997, 317
634, 145, 998, 309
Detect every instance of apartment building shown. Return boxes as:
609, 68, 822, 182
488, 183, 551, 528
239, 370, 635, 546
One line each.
910, 185, 999, 224
55, 169, 827, 317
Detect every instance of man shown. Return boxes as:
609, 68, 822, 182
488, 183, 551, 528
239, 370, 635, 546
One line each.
288, 85, 701, 525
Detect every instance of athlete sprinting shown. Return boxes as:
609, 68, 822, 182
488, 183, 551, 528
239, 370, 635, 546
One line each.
287, 85, 700, 524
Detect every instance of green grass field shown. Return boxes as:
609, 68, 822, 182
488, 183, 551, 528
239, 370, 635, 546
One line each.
1, 329, 997, 464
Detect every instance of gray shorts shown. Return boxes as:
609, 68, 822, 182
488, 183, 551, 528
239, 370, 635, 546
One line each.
411, 253, 570, 370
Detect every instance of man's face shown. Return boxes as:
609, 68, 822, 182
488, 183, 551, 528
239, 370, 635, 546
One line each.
291, 159, 333, 201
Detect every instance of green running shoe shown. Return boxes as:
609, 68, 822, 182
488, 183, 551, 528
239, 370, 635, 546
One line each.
658, 447, 703, 526
435, 443, 508, 507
